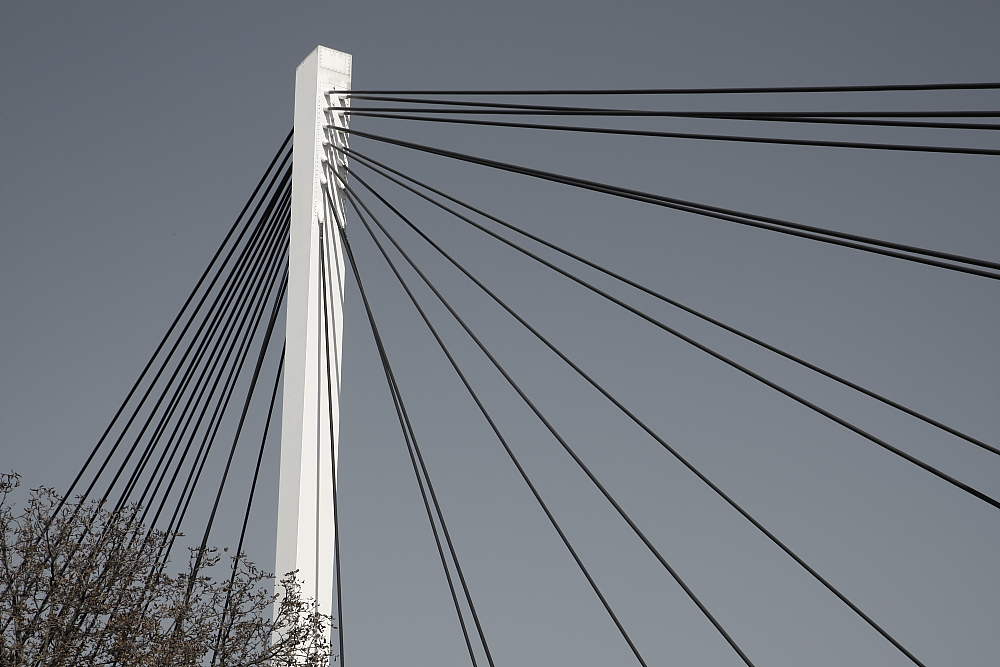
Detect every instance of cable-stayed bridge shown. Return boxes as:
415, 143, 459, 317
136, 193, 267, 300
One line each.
5, 45, 1000, 666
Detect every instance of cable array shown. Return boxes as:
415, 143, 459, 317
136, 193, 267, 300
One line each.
310, 81, 996, 663
1, 135, 294, 665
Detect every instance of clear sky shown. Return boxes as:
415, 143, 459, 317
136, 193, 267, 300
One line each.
1, 1, 999, 665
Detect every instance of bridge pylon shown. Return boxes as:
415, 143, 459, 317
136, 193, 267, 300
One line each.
275, 44, 351, 646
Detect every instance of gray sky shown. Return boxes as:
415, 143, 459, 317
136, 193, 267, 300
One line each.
1, 1, 999, 665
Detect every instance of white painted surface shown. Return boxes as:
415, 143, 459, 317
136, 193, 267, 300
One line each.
275, 45, 351, 641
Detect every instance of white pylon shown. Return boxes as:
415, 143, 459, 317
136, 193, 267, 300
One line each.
275, 45, 351, 643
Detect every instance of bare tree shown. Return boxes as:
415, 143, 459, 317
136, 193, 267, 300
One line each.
0, 473, 332, 666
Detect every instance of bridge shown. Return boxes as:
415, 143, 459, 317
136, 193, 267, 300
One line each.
4, 44, 1000, 666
